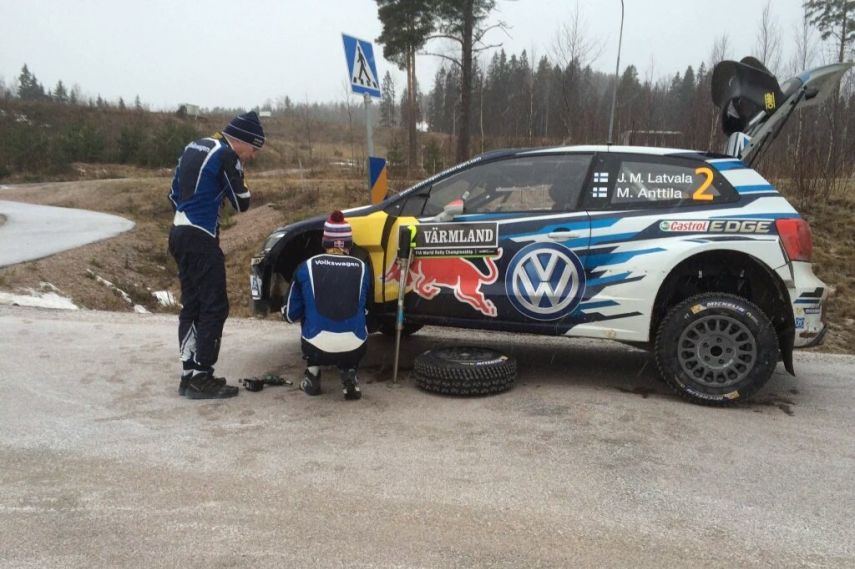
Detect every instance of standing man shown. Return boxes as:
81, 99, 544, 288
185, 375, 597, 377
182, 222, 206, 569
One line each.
283, 211, 370, 400
168, 111, 264, 399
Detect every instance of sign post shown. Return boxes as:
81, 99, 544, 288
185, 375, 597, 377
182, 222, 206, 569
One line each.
342, 33, 382, 193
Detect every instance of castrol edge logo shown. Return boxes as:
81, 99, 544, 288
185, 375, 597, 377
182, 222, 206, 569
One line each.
659, 219, 773, 234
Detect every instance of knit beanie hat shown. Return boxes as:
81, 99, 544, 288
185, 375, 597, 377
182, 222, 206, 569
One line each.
223, 111, 265, 148
322, 210, 353, 250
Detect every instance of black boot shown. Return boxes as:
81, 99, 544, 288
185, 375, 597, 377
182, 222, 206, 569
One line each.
184, 371, 238, 399
300, 368, 321, 396
341, 368, 362, 401
179, 371, 192, 396
179, 371, 226, 396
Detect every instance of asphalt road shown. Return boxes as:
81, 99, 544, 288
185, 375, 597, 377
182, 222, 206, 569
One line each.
0, 200, 134, 267
1, 306, 853, 568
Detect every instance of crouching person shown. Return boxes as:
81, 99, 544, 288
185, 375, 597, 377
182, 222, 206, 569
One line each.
283, 211, 370, 400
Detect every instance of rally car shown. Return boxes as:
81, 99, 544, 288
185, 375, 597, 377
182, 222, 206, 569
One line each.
249, 58, 850, 405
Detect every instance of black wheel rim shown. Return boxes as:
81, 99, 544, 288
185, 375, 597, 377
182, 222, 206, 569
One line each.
677, 315, 757, 388
435, 346, 500, 365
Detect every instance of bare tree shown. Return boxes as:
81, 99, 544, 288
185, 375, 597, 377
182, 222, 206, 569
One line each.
706, 34, 731, 151
551, 3, 602, 71
790, 6, 818, 74
754, 0, 782, 75
551, 3, 603, 143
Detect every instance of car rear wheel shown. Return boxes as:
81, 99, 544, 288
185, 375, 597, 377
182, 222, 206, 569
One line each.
413, 346, 516, 396
655, 293, 779, 405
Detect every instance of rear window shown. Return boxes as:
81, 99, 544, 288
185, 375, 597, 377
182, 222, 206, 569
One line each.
603, 155, 737, 207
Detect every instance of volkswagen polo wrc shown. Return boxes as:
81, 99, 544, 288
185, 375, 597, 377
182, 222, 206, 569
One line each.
249, 58, 848, 405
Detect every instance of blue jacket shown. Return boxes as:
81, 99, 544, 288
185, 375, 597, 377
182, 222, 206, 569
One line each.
285, 254, 370, 353
169, 134, 250, 237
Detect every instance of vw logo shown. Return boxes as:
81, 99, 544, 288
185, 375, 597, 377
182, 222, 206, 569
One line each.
505, 242, 586, 321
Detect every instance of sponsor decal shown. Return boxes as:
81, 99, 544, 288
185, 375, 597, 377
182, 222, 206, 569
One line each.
414, 222, 499, 257
505, 242, 586, 321
660, 220, 711, 232
383, 250, 503, 317
314, 258, 361, 268
764, 92, 776, 111
795, 317, 805, 329
659, 219, 773, 234
707, 220, 773, 234
690, 304, 704, 314
804, 307, 821, 315
724, 390, 740, 400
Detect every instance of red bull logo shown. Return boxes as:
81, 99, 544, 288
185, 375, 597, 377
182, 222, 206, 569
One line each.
382, 250, 503, 317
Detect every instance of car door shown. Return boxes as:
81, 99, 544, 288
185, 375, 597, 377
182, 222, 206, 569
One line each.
575, 152, 741, 339
409, 152, 594, 332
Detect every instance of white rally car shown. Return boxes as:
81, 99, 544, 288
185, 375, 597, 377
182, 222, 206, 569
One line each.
250, 58, 850, 405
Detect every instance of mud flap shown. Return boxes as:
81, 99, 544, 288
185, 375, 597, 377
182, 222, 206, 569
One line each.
780, 329, 795, 376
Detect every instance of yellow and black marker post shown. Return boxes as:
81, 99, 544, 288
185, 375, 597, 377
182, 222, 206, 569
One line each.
391, 224, 417, 385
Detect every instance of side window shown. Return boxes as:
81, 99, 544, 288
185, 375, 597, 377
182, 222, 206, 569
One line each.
605, 155, 737, 207
400, 193, 428, 217
423, 154, 592, 217
383, 191, 429, 217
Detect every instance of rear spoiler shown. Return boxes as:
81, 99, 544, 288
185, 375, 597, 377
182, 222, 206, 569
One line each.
711, 57, 853, 165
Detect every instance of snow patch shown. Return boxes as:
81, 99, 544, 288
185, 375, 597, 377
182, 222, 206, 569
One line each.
86, 269, 149, 313
0, 282, 78, 310
153, 290, 176, 306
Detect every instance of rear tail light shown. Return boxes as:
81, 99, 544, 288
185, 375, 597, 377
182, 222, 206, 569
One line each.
776, 218, 813, 262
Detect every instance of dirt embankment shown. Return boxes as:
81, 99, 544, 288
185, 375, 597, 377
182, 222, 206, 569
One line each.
0, 174, 367, 316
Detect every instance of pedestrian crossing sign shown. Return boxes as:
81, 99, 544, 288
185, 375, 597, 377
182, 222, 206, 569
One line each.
342, 33, 381, 98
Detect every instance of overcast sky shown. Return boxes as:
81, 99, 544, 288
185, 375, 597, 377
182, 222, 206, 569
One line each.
0, 0, 817, 111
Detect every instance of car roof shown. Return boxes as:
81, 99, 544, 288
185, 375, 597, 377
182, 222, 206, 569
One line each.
519, 144, 699, 156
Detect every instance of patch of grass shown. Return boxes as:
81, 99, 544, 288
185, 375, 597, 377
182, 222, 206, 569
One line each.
220, 206, 236, 230
112, 278, 154, 307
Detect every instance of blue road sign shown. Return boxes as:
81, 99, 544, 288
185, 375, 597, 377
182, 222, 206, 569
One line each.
342, 33, 381, 98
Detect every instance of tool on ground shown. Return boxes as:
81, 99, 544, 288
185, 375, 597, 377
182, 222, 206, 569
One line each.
392, 224, 416, 385
239, 374, 292, 392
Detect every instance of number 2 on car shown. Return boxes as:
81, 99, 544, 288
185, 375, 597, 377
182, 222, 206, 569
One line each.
692, 167, 715, 201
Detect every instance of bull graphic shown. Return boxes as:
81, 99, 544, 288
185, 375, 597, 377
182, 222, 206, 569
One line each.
383, 250, 503, 317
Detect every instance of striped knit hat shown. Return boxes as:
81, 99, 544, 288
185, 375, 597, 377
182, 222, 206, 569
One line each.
223, 111, 265, 148
322, 210, 352, 250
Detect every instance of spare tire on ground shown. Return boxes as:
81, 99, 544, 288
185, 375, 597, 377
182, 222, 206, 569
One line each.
413, 346, 517, 396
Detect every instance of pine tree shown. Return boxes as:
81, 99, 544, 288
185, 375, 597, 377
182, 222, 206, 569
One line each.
376, 0, 435, 174
53, 80, 68, 104
17, 64, 45, 100
804, 0, 855, 62
380, 71, 397, 127
434, 0, 499, 162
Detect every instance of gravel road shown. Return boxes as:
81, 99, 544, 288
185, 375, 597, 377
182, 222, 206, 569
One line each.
0, 200, 134, 267
1, 305, 853, 568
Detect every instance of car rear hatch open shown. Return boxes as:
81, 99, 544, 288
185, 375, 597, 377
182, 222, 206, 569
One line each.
711, 56, 853, 165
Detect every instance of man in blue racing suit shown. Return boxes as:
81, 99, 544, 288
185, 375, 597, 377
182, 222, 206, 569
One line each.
168, 111, 264, 399
284, 211, 371, 400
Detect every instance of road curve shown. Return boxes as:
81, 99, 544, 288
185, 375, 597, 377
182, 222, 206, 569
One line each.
0, 200, 134, 267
